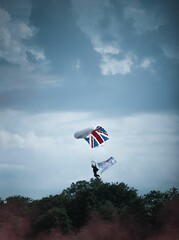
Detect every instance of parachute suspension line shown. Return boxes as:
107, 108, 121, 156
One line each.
80, 140, 92, 163
90, 148, 95, 163
83, 143, 95, 163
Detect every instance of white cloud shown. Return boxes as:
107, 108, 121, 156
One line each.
92, 36, 131, 76
140, 57, 155, 69
0, 110, 94, 151
161, 44, 179, 59
0, 6, 11, 23
100, 55, 133, 75
27, 47, 46, 61
0, 7, 44, 69
72, 0, 134, 76
0, 130, 25, 149
0, 130, 62, 151
0, 64, 62, 90
124, 4, 165, 34
0, 6, 62, 90
73, 58, 81, 70
0, 110, 178, 198
72, 0, 111, 34
95, 45, 120, 55
12, 21, 35, 40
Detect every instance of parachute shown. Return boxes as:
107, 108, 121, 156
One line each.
74, 126, 109, 148
74, 125, 117, 176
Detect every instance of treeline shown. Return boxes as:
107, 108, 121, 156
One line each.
0, 179, 179, 240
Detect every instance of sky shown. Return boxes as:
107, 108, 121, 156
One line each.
0, 0, 179, 200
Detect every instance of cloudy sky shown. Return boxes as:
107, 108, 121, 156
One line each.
0, 0, 179, 200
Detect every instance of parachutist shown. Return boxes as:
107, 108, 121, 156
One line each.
91, 162, 100, 178
75, 126, 116, 176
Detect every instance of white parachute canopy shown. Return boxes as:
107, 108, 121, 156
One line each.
74, 127, 94, 139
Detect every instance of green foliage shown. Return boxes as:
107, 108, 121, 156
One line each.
142, 187, 179, 230
0, 181, 178, 238
97, 200, 118, 220
165, 187, 179, 200
34, 207, 72, 233
5, 195, 32, 216
142, 190, 167, 217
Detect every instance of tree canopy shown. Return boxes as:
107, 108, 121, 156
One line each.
0, 180, 178, 239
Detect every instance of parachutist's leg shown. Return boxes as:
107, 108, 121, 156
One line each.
94, 172, 100, 178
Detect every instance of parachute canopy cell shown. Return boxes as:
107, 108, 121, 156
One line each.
74, 126, 109, 148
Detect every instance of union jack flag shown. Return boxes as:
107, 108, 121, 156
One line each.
84, 126, 109, 148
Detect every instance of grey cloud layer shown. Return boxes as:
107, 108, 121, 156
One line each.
0, 110, 179, 199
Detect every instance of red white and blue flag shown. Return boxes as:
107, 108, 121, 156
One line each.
84, 126, 109, 148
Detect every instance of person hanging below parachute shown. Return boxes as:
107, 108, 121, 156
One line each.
91, 161, 100, 178
74, 126, 117, 178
